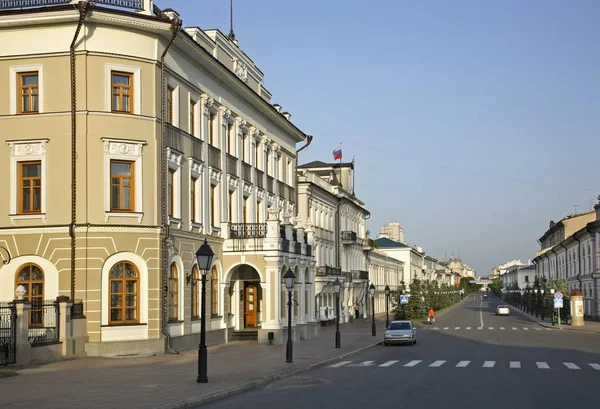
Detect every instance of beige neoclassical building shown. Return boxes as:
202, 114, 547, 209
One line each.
0, 0, 316, 356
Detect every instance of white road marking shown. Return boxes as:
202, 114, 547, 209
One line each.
379, 360, 399, 367
466, 327, 471, 330
443, 327, 449, 330
455, 327, 460, 330
456, 360, 470, 367
355, 361, 375, 367
564, 362, 580, 370
512, 327, 517, 330
429, 360, 446, 367
523, 328, 529, 331
432, 327, 439, 330
483, 361, 495, 368
329, 361, 351, 368
500, 327, 505, 330
510, 361, 521, 368
488, 327, 494, 330
588, 363, 600, 370
404, 360, 422, 367
477, 327, 483, 330
536, 362, 550, 369
480, 299, 484, 328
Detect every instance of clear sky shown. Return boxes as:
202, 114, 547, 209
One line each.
157, 0, 599, 275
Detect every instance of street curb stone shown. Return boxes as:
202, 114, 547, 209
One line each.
510, 306, 600, 333
153, 340, 383, 409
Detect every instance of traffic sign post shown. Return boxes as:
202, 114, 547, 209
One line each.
554, 292, 563, 300
399, 295, 408, 320
553, 298, 563, 327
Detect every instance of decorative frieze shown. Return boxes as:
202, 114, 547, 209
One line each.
210, 168, 222, 185
190, 159, 204, 177
232, 57, 248, 83
103, 140, 144, 156
242, 181, 252, 197
9, 139, 49, 157
167, 149, 182, 167
201, 93, 214, 115
228, 175, 239, 192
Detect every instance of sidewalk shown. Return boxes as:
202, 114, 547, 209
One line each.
509, 304, 600, 334
0, 316, 386, 409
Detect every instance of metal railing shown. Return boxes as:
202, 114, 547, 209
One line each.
0, 0, 68, 8
255, 169, 264, 189
351, 270, 369, 280
230, 223, 267, 239
165, 123, 183, 152
316, 266, 342, 276
208, 145, 221, 170
277, 180, 285, 198
280, 239, 290, 252
226, 154, 238, 176
29, 300, 59, 346
306, 245, 312, 257
192, 139, 203, 161
0, 303, 16, 366
267, 176, 274, 192
242, 162, 252, 182
294, 242, 302, 255
341, 230, 357, 242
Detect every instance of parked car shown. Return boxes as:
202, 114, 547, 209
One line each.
384, 320, 417, 346
496, 305, 510, 316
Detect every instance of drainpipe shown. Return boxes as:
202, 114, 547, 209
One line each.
69, 0, 91, 302
574, 235, 582, 291
160, 18, 182, 353
294, 134, 312, 217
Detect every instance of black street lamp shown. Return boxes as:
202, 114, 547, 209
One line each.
384, 285, 390, 328
540, 288, 545, 320
284, 268, 295, 363
333, 277, 342, 349
195, 238, 214, 384
369, 283, 376, 336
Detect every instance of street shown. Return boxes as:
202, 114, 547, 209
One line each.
200, 293, 600, 409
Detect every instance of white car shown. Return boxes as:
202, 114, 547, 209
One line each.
496, 305, 510, 316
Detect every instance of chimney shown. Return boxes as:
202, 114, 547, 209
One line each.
595, 195, 600, 220
272, 103, 282, 112
282, 111, 291, 120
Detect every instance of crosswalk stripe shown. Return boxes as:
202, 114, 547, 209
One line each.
483, 361, 495, 368
536, 362, 550, 369
477, 327, 483, 330
510, 361, 521, 368
466, 327, 471, 330
455, 327, 460, 330
500, 327, 505, 330
456, 361, 470, 368
379, 360, 399, 367
512, 327, 517, 330
535, 328, 541, 331
404, 360, 422, 367
588, 363, 600, 370
433, 327, 439, 330
355, 361, 375, 367
523, 328, 529, 331
329, 361, 351, 368
443, 327, 449, 330
429, 360, 446, 367
564, 362, 580, 370
488, 327, 494, 330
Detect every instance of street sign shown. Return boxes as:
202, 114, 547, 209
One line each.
554, 292, 563, 300
554, 299, 563, 308
400, 295, 409, 305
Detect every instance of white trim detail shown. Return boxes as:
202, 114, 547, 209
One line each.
167, 148, 183, 220
0, 256, 59, 302
167, 78, 180, 128
105, 64, 141, 115
9, 64, 44, 115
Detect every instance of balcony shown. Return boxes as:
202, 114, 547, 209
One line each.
316, 266, 342, 276
226, 154, 238, 177
351, 270, 369, 281
230, 223, 267, 239
208, 145, 221, 170
277, 180, 285, 198
267, 176, 274, 192
306, 244, 312, 257
165, 123, 183, 152
192, 139, 203, 161
255, 169, 264, 189
0, 0, 144, 10
294, 242, 302, 255
341, 230, 357, 244
242, 162, 252, 182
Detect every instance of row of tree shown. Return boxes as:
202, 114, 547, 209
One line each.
389, 276, 482, 321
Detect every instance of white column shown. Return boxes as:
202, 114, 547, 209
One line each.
200, 94, 213, 233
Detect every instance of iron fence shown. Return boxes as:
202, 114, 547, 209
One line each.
230, 223, 267, 239
29, 300, 60, 346
0, 0, 146, 11
208, 146, 221, 170
242, 162, 252, 182
0, 303, 16, 366
255, 169, 264, 189
226, 154, 238, 176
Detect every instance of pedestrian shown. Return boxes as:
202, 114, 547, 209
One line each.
428, 307, 435, 324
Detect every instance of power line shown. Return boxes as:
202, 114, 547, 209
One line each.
298, 124, 596, 193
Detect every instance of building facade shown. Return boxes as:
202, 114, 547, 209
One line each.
379, 222, 404, 243
375, 237, 424, 286
0, 0, 315, 356
500, 264, 535, 290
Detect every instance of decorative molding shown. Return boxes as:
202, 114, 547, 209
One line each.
242, 181, 253, 198
219, 106, 231, 122
167, 148, 183, 167
268, 206, 281, 221
8, 139, 49, 157
201, 93, 214, 115
102, 138, 146, 156
267, 192, 275, 208
232, 57, 248, 83
227, 175, 239, 192
235, 117, 247, 131
256, 187, 265, 202
210, 168, 222, 185
190, 159, 204, 177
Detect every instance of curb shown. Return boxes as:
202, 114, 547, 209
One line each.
153, 340, 383, 409
509, 306, 600, 334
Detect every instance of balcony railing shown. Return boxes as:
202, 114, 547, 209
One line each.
165, 123, 183, 152
208, 145, 221, 170
280, 239, 290, 252
351, 270, 369, 280
192, 139, 203, 161
230, 223, 267, 239
0, 0, 144, 9
255, 169, 264, 189
306, 244, 312, 257
294, 242, 302, 255
28, 300, 59, 346
242, 162, 252, 182
226, 154, 238, 176
341, 230, 357, 243
277, 180, 285, 198
316, 266, 342, 276
267, 176, 274, 192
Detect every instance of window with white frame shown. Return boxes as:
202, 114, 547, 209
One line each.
190, 96, 199, 137
105, 64, 141, 115
102, 138, 146, 220
8, 139, 48, 220
168, 160, 182, 220
166, 79, 180, 127
9, 65, 44, 115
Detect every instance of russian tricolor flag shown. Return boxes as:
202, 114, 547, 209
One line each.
332, 145, 342, 160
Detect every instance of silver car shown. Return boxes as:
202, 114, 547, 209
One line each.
384, 320, 417, 346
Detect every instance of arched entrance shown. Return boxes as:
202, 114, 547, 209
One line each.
228, 264, 263, 330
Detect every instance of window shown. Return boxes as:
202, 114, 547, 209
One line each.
243, 197, 248, 224
241, 134, 246, 162
15, 264, 44, 326
109, 261, 139, 324
190, 99, 197, 136
191, 176, 198, 222
18, 161, 41, 214
167, 86, 174, 124
255, 142, 259, 169
228, 191, 233, 222
266, 151, 270, 176
191, 265, 200, 318
18, 72, 39, 114
110, 160, 134, 212
169, 263, 179, 321
211, 266, 219, 316
111, 71, 133, 114
168, 169, 175, 217
210, 184, 216, 227
209, 113, 215, 144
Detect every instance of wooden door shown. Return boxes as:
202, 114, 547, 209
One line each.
244, 283, 257, 327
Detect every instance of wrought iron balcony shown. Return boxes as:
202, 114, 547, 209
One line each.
351, 270, 369, 281
316, 266, 342, 276
208, 145, 221, 170
165, 123, 183, 152
192, 139, 203, 161
294, 242, 302, 255
306, 244, 312, 257
0, 0, 144, 9
242, 162, 252, 182
230, 223, 267, 239
255, 169, 264, 189
226, 154, 238, 176
267, 176, 274, 192
341, 230, 357, 244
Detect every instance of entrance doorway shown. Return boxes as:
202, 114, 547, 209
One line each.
244, 282, 258, 327
228, 264, 262, 330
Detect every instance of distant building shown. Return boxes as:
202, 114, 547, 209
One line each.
491, 260, 526, 277
500, 265, 536, 291
379, 222, 404, 243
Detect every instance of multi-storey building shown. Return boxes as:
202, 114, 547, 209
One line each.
0, 0, 315, 356
379, 222, 404, 243
375, 237, 424, 286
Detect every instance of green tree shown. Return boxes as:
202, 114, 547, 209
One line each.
404, 277, 426, 320
489, 277, 503, 296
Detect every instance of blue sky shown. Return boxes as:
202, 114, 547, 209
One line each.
156, 0, 599, 275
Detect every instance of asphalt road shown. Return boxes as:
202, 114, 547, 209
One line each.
200, 293, 600, 409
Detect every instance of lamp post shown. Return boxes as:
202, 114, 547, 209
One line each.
195, 238, 214, 384
284, 268, 295, 363
369, 283, 375, 336
534, 288, 539, 317
540, 288, 545, 320
333, 277, 342, 348
384, 285, 390, 328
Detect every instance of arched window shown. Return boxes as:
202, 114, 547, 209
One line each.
191, 265, 200, 319
109, 261, 139, 324
211, 266, 219, 316
15, 264, 44, 326
169, 263, 179, 321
